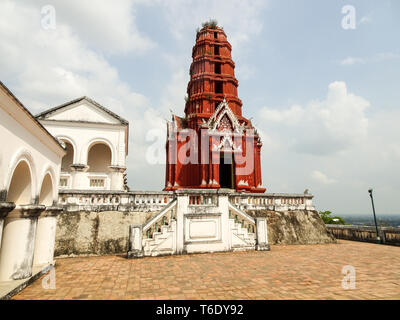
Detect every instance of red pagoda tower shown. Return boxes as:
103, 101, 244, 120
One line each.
165, 22, 265, 193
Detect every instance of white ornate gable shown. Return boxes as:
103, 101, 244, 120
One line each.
38, 98, 124, 125
213, 134, 243, 152
207, 99, 245, 134
206, 100, 246, 152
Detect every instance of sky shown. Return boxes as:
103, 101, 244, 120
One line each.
0, 0, 399, 215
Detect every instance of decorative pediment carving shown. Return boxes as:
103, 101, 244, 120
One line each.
207, 99, 245, 134
212, 134, 243, 152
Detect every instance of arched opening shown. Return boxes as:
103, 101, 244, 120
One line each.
7, 160, 32, 205
61, 141, 74, 172
87, 143, 112, 173
38, 174, 53, 206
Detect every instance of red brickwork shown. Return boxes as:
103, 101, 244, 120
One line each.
165, 26, 265, 193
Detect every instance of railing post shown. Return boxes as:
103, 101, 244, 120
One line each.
379, 228, 386, 244
255, 217, 270, 251
127, 225, 143, 258
171, 219, 177, 253
175, 193, 187, 254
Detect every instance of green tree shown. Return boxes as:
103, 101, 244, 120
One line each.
319, 211, 346, 225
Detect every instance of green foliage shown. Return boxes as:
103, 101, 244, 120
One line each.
202, 19, 218, 29
319, 211, 346, 225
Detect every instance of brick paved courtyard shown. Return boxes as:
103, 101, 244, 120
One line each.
13, 240, 400, 300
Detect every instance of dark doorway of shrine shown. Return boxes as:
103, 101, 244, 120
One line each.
219, 152, 235, 189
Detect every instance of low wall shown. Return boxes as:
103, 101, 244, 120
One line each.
326, 224, 400, 246
53, 190, 335, 257
55, 210, 158, 257
54, 208, 335, 257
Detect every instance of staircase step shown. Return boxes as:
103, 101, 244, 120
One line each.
232, 244, 255, 252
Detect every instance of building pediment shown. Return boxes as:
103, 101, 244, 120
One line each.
206, 100, 245, 134
36, 97, 128, 125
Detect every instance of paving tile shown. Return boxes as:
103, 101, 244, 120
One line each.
12, 240, 400, 300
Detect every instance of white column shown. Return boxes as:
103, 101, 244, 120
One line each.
0, 205, 45, 281
0, 202, 16, 250
127, 225, 144, 258
33, 206, 63, 267
218, 189, 233, 251
171, 220, 177, 254
256, 217, 270, 251
109, 166, 125, 191
175, 192, 187, 254
228, 218, 234, 250
71, 164, 89, 189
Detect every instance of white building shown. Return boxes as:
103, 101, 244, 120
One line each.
0, 81, 65, 282
36, 97, 129, 192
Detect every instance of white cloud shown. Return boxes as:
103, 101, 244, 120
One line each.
0, 0, 165, 190
340, 52, 400, 65
257, 82, 400, 214
236, 64, 256, 81
260, 81, 370, 155
260, 104, 304, 125
359, 15, 372, 25
158, 52, 191, 115
340, 57, 366, 65
20, 0, 155, 55
311, 171, 336, 185
151, 0, 267, 53
0, 1, 155, 111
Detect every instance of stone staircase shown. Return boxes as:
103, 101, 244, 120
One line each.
230, 220, 256, 251
128, 193, 270, 259
142, 222, 176, 257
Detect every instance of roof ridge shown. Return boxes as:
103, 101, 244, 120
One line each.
0, 80, 65, 151
35, 96, 129, 125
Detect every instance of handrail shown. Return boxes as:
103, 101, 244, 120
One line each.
143, 199, 177, 232
228, 203, 255, 225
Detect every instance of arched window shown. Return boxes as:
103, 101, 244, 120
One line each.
87, 143, 112, 173
39, 173, 53, 206
61, 141, 74, 172
7, 161, 32, 205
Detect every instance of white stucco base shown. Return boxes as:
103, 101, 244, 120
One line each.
129, 189, 269, 258
33, 208, 61, 266
0, 206, 44, 281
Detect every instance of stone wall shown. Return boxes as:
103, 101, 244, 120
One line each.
55, 208, 335, 257
55, 210, 157, 257
53, 190, 336, 257
246, 209, 336, 245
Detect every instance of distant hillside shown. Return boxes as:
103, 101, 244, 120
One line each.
341, 215, 400, 228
